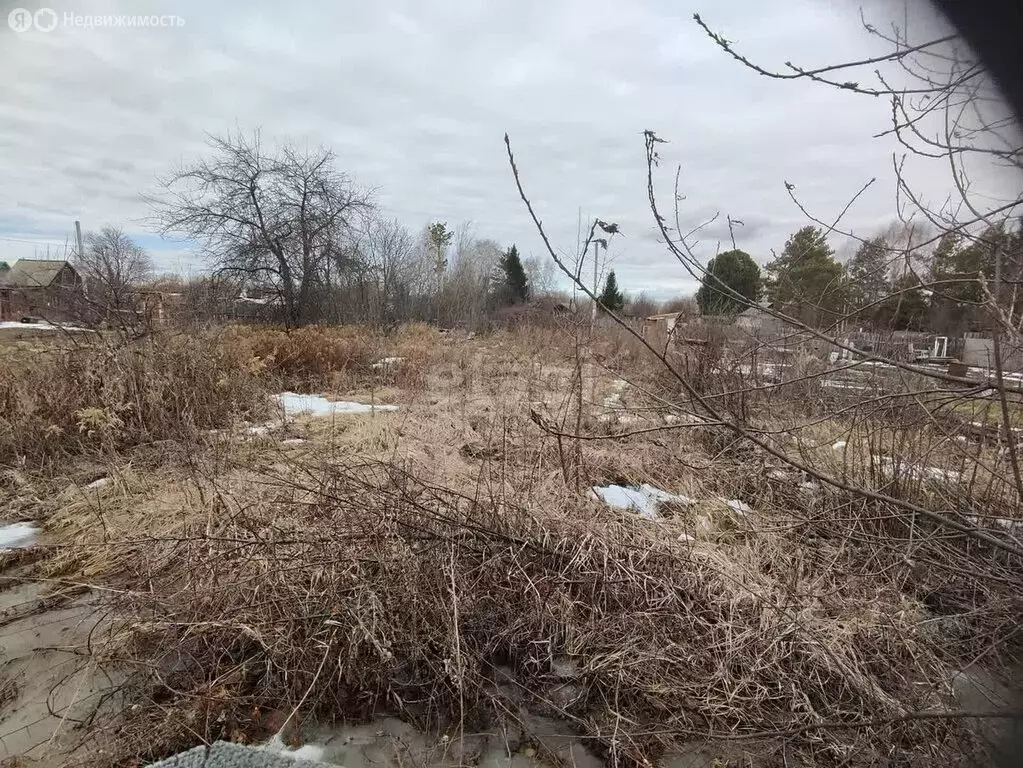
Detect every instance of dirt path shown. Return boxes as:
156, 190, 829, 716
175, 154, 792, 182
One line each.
0, 572, 120, 766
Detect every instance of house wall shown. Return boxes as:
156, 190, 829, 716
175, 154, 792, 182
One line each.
962, 337, 1023, 372
1, 286, 84, 323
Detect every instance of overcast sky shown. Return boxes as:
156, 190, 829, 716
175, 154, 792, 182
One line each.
1, 0, 1018, 299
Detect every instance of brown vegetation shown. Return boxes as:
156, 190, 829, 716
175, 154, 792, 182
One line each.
2, 321, 1021, 767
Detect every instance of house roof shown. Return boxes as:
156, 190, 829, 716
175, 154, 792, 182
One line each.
644, 312, 682, 321
0, 259, 75, 288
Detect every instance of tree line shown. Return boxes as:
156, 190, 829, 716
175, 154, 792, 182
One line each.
59, 130, 684, 329
75, 127, 1021, 336
694, 222, 1023, 334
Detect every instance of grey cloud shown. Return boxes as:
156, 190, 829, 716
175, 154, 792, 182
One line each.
0, 0, 1015, 298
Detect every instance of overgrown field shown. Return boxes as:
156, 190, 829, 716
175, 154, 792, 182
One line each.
2, 321, 1021, 767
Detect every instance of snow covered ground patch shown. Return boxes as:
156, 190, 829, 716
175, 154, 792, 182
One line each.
873, 455, 961, 483
274, 392, 398, 418
0, 522, 40, 551
263, 733, 326, 762
371, 357, 405, 369
602, 379, 628, 410
821, 380, 869, 391
724, 499, 753, 517
0, 321, 92, 333
590, 483, 695, 521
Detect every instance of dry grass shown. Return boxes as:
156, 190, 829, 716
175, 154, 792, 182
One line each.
226, 325, 382, 391
4, 320, 1022, 767
67, 452, 995, 767
0, 330, 269, 466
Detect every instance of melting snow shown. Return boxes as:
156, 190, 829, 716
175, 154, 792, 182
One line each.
966, 514, 1023, 531
274, 392, 398, 418
371, 357, 405, 369
0, 522, 40, 550
86, 477, 110, 489
873, 455, 961, 482
0, 321, 92, 333
832, 440, 847, 451
602, 379, 628, 410
821, 380, 869, 391
591, 483, 695, 521
725, 499, 753, 516
598, 413, 641, 425
263, 734, 326, 762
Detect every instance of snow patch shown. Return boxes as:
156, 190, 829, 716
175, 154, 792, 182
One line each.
832, 440, 847, 451
275, 392, 398, 418
281, 438, 307, 445
966, 514, 1023, 531
665, 413, 707, 425
371, 356, 405, 369
591, 483, 695, 521
602, 379, 629, 410
873, 455, 961, 482
0, 522, 40, 550
263, 734, 326, 762
86, 477, 110, 489
0, 320, 92, 333
725, 499, 753, 517
821, 380, 869, 391
970, 420, 1023, 434
598, 413, 642, 425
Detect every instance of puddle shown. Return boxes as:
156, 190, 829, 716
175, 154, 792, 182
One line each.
0, 522, 40, 550
591, 483, 695, 521
275, 392, 399, 418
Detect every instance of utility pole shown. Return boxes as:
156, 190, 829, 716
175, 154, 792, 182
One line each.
74, 220, 84, 261
590, 239, 602, 328
571, 207, 581, 314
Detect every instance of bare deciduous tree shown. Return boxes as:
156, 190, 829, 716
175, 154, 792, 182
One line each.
76, 225, 153, 316
153, 130, 374, 326
360, 217, 423, 325
523, 255, 558, 297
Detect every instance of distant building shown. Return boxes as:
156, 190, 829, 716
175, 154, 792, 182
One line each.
642, 312, 682, 337
734, 304, 785, 335
134, 289, 185, 326
0, 259, 84, 322
530, 296, 572, 315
